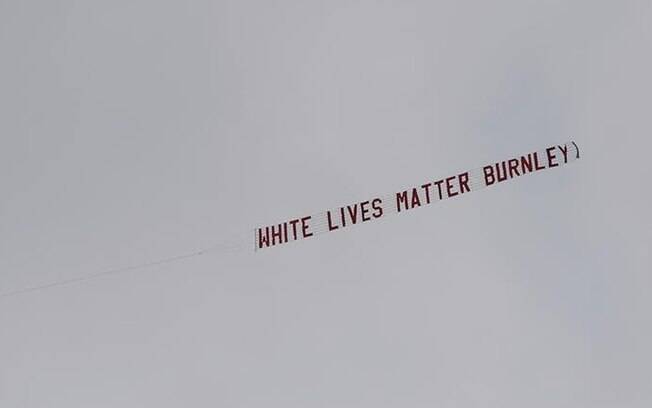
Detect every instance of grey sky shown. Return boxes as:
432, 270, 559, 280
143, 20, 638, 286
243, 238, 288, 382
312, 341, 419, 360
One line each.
1, 1, 651, 406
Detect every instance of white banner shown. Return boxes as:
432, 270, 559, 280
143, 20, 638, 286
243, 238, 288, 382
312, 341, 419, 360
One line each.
255, 141, 580, 251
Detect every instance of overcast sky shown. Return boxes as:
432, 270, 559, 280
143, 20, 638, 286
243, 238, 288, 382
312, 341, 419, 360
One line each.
2, 1, 651, 407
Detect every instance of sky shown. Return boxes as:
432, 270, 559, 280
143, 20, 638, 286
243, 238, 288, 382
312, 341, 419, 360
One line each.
1, 1, 651, 406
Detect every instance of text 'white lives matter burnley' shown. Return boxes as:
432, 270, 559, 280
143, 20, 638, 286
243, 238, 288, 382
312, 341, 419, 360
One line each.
255, 142, 580, 251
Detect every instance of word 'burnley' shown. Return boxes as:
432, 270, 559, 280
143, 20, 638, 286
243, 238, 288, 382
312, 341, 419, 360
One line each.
255, 143, 578, 250
483, 144, 571, 186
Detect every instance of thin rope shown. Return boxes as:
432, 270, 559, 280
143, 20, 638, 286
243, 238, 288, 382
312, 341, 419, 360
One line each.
0, 241, 246, 299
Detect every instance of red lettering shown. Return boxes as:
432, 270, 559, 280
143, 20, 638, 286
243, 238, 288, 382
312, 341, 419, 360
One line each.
360, 200, 371, 222
558, 144, 568, 163
508, 158, 520, 178
271, 224, 283, 245
521, 154, 533, 173
347, 204, 358, 224
458, 172, 470, 193
301, 216, 313, 238
396, 191, 409, 212
372, 198, 383, 218
496, 161, 508, 182
327, 211, 338, 231
410, 188, 421, 208
258, 227, 270, 249
533, 152, 545, 170
483, 166, 495, 186
421, 183, 432, 204
546, 146, 558, 167
289, 219, 300, 240
433, 179, 444, 199
445, 176, 458, 197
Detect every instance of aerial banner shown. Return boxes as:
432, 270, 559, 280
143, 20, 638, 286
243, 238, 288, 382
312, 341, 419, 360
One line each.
254, 141, 580, 251
0, 141, 581, 297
